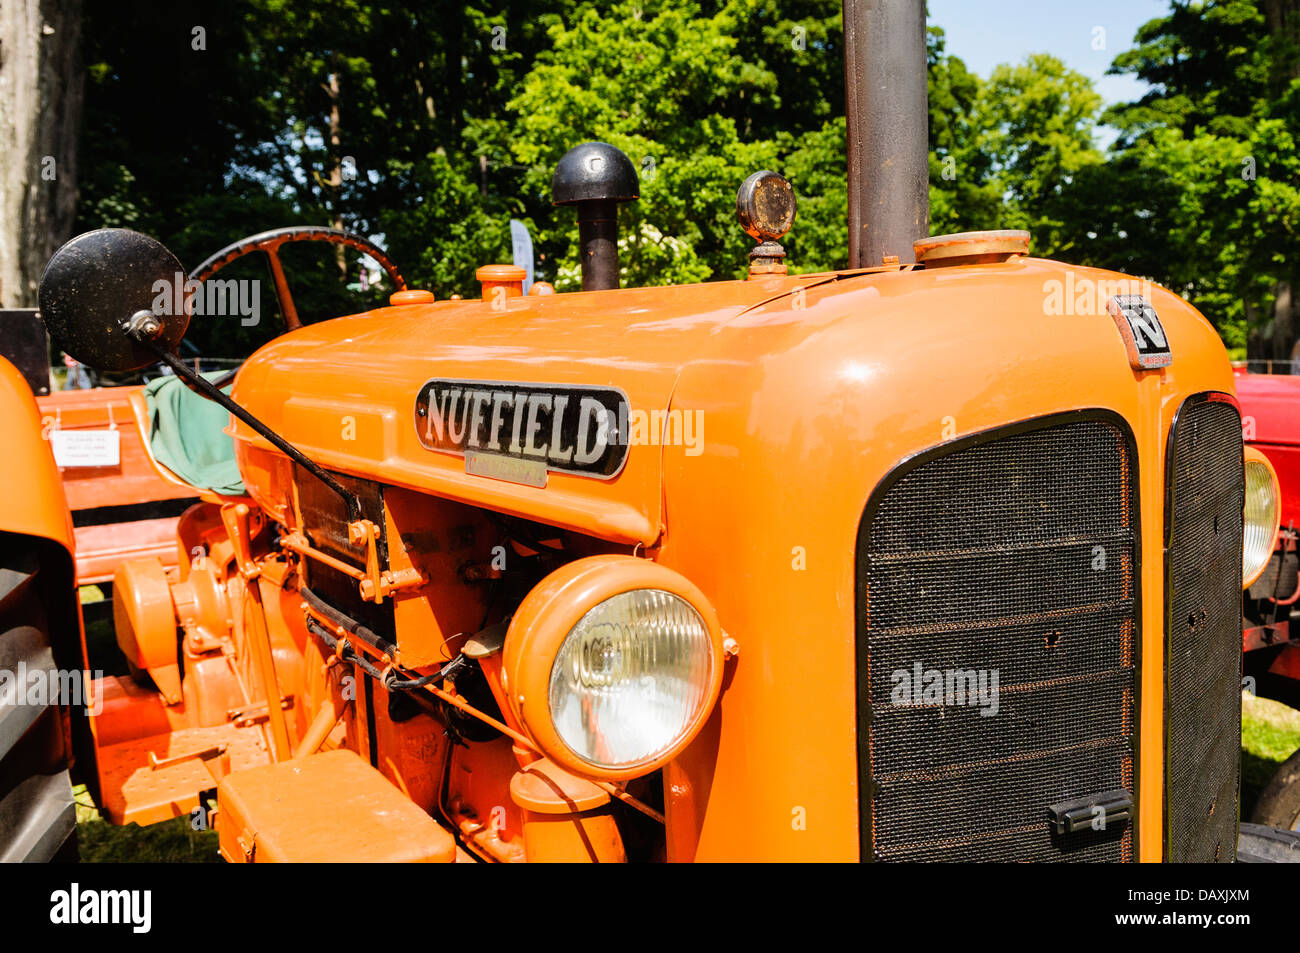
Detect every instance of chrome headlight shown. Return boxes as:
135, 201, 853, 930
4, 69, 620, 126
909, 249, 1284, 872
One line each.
504, 556, 724, 780
550, 589, 713, 769
1243, 447, 1281, 588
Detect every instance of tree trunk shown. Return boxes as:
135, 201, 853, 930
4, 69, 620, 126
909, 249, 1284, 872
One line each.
0, 0, 82, 307
1246, 298, 1267, 361
442, 3, 465, 144
1273, 279, 1297, 367
1262, 0, 1300, 87
326, 66, 346, 282
1261, 3, 1300, 368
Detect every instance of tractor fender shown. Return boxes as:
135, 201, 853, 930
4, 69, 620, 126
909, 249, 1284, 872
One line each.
0, 358, 80, 858
0, 356, 74, 554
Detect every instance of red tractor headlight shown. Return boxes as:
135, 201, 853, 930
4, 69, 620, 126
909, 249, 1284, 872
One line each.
1244, 446, 1281, 589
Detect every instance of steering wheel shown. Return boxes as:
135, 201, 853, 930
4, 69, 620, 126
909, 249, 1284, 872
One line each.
183, 226, 408, 388
190, 225, 407, 331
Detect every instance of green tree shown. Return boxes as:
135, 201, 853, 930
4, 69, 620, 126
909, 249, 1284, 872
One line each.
505, 0, 784, 287
927, 26, 1003, 237
977, 54, 1105, 258
1100, 0, 1300, 360
232, 0, 568, 297
1105, 0, 1269, 144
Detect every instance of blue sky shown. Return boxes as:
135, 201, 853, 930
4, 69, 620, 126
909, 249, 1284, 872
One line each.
927, 0, 1172, 108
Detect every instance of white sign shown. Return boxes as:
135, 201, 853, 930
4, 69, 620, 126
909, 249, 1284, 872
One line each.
510, 219, 535, 295
50, 429, 120, 468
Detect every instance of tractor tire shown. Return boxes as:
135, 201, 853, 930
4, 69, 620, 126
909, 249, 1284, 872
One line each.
1252, 747, 1300, 832
0, 545, 77, 862
1237, 822, 1300, 862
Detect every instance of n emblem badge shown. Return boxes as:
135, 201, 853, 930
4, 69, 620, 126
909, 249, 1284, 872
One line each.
1107, 294, 1171, 369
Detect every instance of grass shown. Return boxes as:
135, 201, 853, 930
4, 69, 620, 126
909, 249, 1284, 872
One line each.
1241, 691, 1300, 821
73, 785, 221, 863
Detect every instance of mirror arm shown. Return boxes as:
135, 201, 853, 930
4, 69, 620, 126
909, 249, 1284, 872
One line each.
132, 330, 363, 523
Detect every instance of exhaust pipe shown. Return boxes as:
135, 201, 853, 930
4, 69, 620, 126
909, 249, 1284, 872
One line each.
843, 0, 930, 267
552, 142, 639, 291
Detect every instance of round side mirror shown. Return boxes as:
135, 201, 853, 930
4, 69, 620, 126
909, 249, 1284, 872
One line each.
38, 228, 191, 372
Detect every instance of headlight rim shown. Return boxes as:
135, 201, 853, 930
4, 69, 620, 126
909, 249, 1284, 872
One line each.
503, 555, 724, 782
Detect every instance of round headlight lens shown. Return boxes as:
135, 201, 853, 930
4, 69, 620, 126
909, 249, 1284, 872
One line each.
1244, 458, 1279, 586
548, 588, 713, 770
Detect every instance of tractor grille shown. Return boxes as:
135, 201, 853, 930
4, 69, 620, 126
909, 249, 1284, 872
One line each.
856, 413, 1138, 862
1164, 395, 1243, 863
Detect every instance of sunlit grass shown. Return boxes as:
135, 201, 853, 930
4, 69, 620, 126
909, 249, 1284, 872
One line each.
1242, 692, 1300, 821
78, 584, 105, 604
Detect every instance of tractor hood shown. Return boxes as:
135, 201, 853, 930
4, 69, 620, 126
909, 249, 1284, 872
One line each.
230, 259, 1233, 548
231, 277, 801, 545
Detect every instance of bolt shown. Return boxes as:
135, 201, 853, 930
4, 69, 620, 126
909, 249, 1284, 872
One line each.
124, 309, 163, 340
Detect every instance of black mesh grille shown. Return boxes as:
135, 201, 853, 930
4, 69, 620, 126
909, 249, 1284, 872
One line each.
857, 415, 1138, 862
1165, 395, 1243, 863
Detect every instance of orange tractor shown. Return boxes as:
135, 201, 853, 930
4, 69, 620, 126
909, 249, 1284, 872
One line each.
0, 0, 1291, 862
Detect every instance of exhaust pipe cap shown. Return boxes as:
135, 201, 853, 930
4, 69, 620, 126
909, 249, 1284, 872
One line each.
552, 142, 639, 206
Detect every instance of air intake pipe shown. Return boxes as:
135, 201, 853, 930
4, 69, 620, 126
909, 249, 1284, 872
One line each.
552, 142, 639, 291
843, 0, 930, 267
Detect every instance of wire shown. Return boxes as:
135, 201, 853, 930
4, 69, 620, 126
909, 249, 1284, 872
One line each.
304, 618, 666, 826
383, 654, 469, 691
304, 615, 464, 690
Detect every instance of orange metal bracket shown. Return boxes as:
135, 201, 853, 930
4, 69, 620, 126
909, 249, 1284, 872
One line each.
220, 502, 292, 761
279, 520, 424, 603
228, 695, 295, 728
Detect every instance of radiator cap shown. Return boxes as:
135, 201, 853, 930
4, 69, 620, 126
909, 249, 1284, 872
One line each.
914, 230, 1030, 268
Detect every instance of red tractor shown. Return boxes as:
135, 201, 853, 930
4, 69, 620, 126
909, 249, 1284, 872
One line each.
1238, 366, 1300, 830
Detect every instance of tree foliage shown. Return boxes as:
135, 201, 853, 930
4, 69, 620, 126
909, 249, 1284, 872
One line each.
68, 0, 1300, 361
1086, 0, 1300, 359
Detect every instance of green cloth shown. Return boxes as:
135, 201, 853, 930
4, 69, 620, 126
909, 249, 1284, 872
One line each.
143, 372, 246, 496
